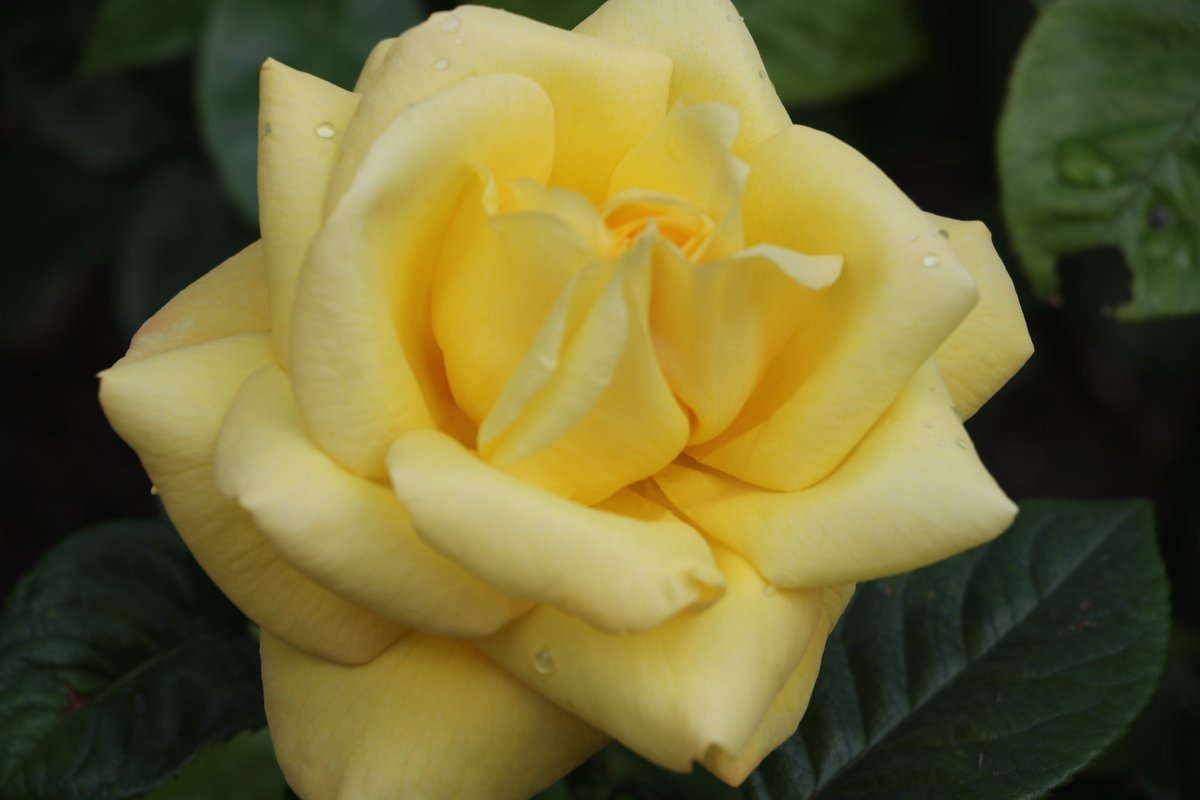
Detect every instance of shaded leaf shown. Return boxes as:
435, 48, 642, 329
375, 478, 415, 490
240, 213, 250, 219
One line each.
145, 729, 285, 800
115, 161, 253, 335
80, 0, 212, 77
999, 0, 1200, 319
746, 500, 1170, 800
196, 0, 422, 223
0, 520, 265, 800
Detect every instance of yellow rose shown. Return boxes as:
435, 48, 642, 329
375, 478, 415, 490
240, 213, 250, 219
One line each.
98, 1, 1033, 797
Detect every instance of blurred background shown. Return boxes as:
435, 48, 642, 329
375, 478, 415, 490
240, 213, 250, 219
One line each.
1, 0, 1196, 798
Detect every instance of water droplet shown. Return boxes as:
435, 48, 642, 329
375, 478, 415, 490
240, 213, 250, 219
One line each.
149, 484, 159, 496
936, 439, 947, 448
955, 437, 968, 450
938, 229, 949, 239
315, 122, 335, 139
758, 70, 766, 80
262, 122, 272, 137
440, 14, 462, 32
762, 583, 778, 597
922, 419, 935, 430
1055, 139, 1117, 189
907, 232, 921, 242
453, 36, 463, 45
922, 253, 940, 268
533, 648, 554, 675
432, 57, 451, 70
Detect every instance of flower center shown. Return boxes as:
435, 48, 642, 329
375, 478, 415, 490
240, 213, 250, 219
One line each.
602, 191, 716, 260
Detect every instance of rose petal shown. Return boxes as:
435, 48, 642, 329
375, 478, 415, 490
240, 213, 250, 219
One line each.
930, 214, 1034, 419
651, 242, 841, 445
214, 365, 532, 636
658, 362, 1017, 588
125, 241, 269, 362
476, 240, 690, 504
695, 125, 980, 491
387, 429, 723, 635
433, 177, 595, 426
257, 59, 359, 365
289, 74, 555, 477
262, 631, 607, 800
575, 0, 790, 154
478, 544, 824, 772
328, 5, 672, 207
608, 100, 747, 256
701, 585, 853, 785
99, 335, 403, 664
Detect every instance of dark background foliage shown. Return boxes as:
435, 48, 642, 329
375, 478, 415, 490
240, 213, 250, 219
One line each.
0, 0, 1196, 798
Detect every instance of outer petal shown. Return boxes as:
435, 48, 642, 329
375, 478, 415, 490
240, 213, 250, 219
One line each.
657, 362, 1017, 588
930, 214, 1034, 419
327, 5, 672, 207
126, 241, 269, 361
650, 242, 841, 445
99, 335, 403, 664
214, 365, 532, 636
701, 585, 853, 785
478, 544, 824, 772
262, 632, 607, 800
257, 60, 359, 365
575, 0, 790, 154
477, 244, 690, 504
387, 429, 723, 635
290, 74, 554, 477
696, 125, 979, 491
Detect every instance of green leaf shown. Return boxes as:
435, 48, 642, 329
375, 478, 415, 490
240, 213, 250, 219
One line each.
196, 0, 423, 224
115, 161, 253, 335
739, 0, 926, 107
745, 500, 1170, 800
145, 729, 286, 800
475, 0, 925, 106
998, 0, 1200, 319
0, 520, 265, 800
80, 0, 212, 77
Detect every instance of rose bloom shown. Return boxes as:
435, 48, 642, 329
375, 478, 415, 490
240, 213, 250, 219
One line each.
99, 1, 1032, 797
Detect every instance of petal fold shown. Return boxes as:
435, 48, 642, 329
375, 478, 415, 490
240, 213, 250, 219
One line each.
99, 335, 403, 664
478, 544, 824, 772
387, 429, 722, 634
658, 362, 1017, 588
214, 365, 532, 636
575, 0, 790, 153
651, 242, 841, 445
263, 632, 607, 800
478, 243, 690, 505
257, 59, 360, 364
701, 584, 853, 785
290, 74, 554, 476
126, 241, 269, 361
696, 125, 979, 491
929, 214, 1034, 419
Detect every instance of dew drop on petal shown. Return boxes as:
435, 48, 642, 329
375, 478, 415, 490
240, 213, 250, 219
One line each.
762, 583, 778, 597
432, 57, 451, 70
922, 419, 935, 430
315, 122, 336, 139
922, 253, 940, 268
533, 648, 555, 675
453, 36, 463, 45
440, 13, 462, 32
907, 232, 921, 241
956, 437, 968, 450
